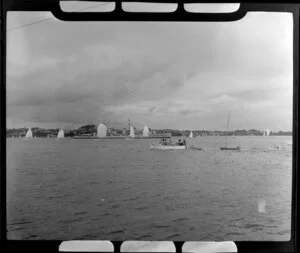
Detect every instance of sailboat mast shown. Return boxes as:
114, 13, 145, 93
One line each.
225, 112, 231, 147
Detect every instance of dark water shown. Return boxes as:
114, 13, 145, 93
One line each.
6, 136, 292, 241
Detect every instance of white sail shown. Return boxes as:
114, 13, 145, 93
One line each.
57, 129, 64, 139
265, 129, 271, 136
129, 125, 135, 138
97, 123, 107, 138
143, 126, 149, 137
25, 128, 33, 139
189, 131, 193, 138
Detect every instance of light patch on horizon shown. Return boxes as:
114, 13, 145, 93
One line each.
6, 10, 293, 131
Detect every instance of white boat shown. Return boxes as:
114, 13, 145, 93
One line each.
263, 129, 270, 136
97, 123, 107, 138
143, 126, 149, 137
25, 128, 33, 139
189, 131, 193, 138
129, 125, 135, 138
57, 129, 64, 139
150, 143, 186, 150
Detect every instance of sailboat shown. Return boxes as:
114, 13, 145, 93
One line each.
265, 129, 270, 136
143, 126, 149, 137
25, 128, 33, 139
129, 125, 135, 138
57, 129, 65, 139
189, 131, 193, 138
97, 123, 107, 138
220, 112, 240, 151
124, 119, 135, 140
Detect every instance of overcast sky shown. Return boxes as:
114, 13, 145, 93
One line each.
6, 3, 293, 131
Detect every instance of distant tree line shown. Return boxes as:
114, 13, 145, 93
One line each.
6, 125, 292, 138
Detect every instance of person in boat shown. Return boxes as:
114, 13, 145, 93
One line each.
178, 139, 184, 146
160, 138, 168, 145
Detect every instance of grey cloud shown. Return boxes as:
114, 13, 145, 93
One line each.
6, 12, 293, 130
179, 109, 204, 116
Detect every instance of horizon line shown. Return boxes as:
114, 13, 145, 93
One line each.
6, 126, 293, 132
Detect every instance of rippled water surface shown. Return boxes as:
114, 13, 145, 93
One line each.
6, 136, 292, 240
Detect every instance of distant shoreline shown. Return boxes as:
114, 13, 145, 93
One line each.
6, 125, 292, 138
6, 134, 293, 139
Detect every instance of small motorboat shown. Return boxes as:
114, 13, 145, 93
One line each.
150, 143, 186, 150
150, 139, 186, 150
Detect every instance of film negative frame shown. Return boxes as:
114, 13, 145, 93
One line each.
1, 1, 299, 252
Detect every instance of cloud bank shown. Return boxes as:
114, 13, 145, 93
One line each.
6, 8, 293, 131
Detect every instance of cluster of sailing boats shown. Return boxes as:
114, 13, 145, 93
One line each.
23, 128, 65, 139
21, 113, 286, 151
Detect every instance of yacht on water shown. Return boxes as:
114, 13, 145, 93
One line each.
220, 112, 240, 151
57, 129, 65, 139
129, 125, 135, 138
25, 128, 33, 139
150, 138, 186, 150
125, 124, 135, 140
143, 126, 149, 137
264, 129, 271, 136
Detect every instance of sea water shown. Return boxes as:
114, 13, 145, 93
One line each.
6, 136, 292, 240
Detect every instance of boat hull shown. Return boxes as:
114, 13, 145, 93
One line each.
220, 147, 240, 151
150, 144, 186, 150
190, 145, 202, 150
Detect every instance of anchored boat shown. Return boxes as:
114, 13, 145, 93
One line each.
150, 138, 186, 150
150, 144, 186, 150
220, 146, 240, 151
220, 112, 240, 151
